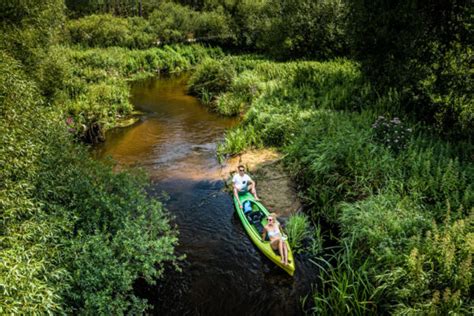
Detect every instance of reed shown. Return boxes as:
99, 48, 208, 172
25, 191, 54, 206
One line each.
286, 213, 311, 252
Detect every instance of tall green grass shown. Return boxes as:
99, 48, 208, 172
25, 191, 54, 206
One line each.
286, 213, 311, 252
310, 239, 382, 315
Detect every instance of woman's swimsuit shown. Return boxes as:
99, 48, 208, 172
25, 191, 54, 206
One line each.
267, 228, 281, 238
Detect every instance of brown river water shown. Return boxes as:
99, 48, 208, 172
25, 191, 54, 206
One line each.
95, 74, 316, 316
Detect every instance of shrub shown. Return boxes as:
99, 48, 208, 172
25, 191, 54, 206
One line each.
214, 92, 245, 116
194, 6, 235, 44
67, 14, 155, 48
188, 58, 236, 101
262, 0, 350, 59
0, 49, 179, 314
148, 2, 196, 43
381, 211, 473, 315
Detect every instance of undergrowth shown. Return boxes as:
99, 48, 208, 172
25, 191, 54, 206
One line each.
190, 55, 473, 314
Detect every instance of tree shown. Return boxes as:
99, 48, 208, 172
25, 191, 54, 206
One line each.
349, 0, 473, 137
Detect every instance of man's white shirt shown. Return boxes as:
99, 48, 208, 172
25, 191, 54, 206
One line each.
233, 173, 252, 191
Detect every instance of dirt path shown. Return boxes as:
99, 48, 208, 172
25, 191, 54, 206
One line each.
220, 149, 301, 218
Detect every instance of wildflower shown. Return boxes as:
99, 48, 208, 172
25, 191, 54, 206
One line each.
66, 117, 74, 125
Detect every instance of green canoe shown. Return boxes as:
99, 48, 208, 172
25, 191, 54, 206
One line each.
233, 192, 295, 276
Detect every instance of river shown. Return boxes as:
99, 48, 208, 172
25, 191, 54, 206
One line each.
95, 74, 316, 315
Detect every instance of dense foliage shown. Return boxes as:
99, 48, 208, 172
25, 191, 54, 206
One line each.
0, 49, 180, 314
349, 0, 473, 138
188, 56, 473, 314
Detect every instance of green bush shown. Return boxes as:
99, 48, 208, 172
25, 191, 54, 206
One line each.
1, 50, 67, 315
215, 92, 246, 116
188, 58, 236, 101
67, 14, 155, 48
0, 48, 179, 314
382, 212, 473, 315
194, 6, 235, 43
0, 0, 65, 68
261, 0, 349, 59
148, 2, 196, 43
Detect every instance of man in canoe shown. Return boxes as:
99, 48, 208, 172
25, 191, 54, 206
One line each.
233, 164, 260, 208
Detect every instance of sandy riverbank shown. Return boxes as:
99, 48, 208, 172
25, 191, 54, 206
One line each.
220, 148, 301, 218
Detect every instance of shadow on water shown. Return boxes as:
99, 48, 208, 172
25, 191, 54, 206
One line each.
95, 74, 317, 315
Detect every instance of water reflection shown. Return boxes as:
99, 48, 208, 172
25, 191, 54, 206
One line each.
96, 74, 238, 181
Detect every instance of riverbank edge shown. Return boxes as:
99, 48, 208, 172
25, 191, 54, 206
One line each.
221, 148, 302, 219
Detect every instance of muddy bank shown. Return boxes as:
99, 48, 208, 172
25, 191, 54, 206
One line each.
221, 148, 302, 217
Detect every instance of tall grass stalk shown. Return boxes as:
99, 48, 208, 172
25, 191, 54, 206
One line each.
286, 213, 311, 252
310, 239, 382, 315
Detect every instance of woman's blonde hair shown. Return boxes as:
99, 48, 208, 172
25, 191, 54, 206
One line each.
268, 213, 279, 223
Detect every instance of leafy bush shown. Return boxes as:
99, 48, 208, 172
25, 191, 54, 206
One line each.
261, 0, 350, 59
148, 2, 195, 43
193, 6, 235, 44
188, 58, 236, 101
67, 14, 155, 48
382, 212, 473, 315
214, 92, 246, 116
0, 0, 65, 68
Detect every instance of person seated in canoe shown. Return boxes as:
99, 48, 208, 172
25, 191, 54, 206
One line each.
262, 213, 289, 266
233, 164, 260, 208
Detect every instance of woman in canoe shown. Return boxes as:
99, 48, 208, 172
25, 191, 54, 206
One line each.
262, 213, 288, 265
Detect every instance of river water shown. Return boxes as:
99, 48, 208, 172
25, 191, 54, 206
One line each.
95, 75, 315, 315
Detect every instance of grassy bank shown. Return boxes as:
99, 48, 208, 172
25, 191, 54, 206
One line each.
188, 56, 473, 314
46, 44, 223, 142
